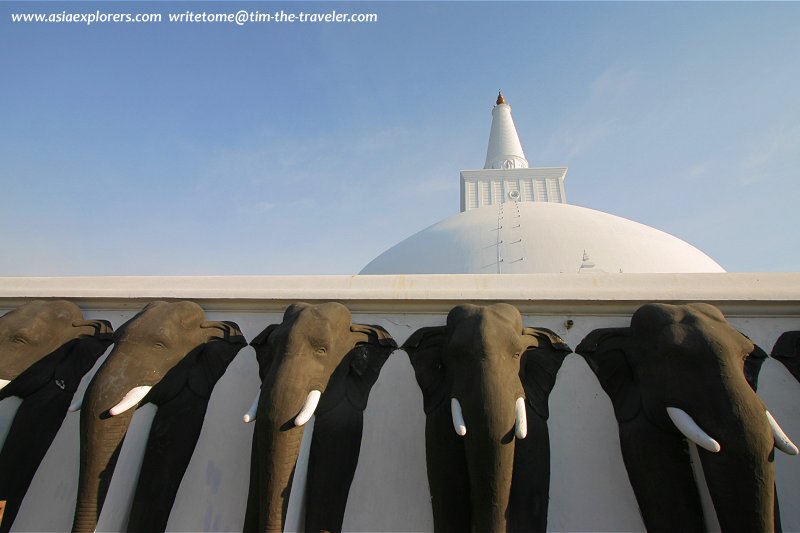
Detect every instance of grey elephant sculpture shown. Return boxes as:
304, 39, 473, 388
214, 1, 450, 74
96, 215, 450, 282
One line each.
576, 302, 798, 532
0, 300, 112, 533
401, 303, 571, 533
70, 301, 246, 533
243, 302, 396, 533
771, 331, 800, 383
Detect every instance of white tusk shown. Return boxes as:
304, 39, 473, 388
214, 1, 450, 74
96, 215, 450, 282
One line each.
766, 410, 799, 456
68, 393, 84, 412
667, 407, 721, 453
515, 397, 528, 439
0, 379, 9, 391
109, 385, 152, 416
294, 390, 321, 426
451, 398, 467, 437
243, 390, 260, 424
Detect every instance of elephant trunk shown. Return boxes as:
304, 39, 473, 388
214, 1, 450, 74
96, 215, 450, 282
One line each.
72, 349, 157, 533
694, 380, 776, 532
72, 385, 137, 533
456, 367, 519, 533
254, 363, 318, 532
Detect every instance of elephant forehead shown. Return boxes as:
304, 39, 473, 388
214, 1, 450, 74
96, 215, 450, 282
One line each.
652, 320, 752, 359
117, 323, 177, 346
119, 303, 204, 342
312, 302, 351, 322
684, 302, 726, 321
631, 303, 683, 331
0, 316, 42, 341
4, 323, 46, 342
290, 303, 350, 328
1, 300, 81, 326
0, 301, 82, 345
633, 303, 729, 334
285, 314, 339, 346
447, 319, 522, 356
486, 303, 523, 328
630, 303, 752, 358
140, 301, 204, 327
168, 301, 205, 325
447, 303, 522, 330
43, 300, 83, 320
446, 303, 480, 325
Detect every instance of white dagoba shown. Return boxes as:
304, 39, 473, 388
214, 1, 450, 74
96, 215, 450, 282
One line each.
484, 92, 529, 170
461, 93, 567, 212
361, 92, 724, 275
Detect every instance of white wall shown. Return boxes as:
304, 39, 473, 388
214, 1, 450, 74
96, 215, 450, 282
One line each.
1, 274, 799, 532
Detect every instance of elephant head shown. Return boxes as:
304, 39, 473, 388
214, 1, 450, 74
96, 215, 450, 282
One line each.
71, 300, 246, 533
0, 300, 112, 533
0, 300, 112, 397
243, 302, 396, 533
771, 331, 800, 383
402, 303, 570, 533
577, 302, 798, 533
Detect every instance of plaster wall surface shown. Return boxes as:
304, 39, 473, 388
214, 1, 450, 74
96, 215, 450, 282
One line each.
1, 274, 798, 532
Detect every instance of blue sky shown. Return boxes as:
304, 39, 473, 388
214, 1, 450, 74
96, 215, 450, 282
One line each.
1, 1, 798, 275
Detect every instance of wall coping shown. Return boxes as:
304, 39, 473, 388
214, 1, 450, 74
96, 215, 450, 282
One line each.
0, 273, 798, 316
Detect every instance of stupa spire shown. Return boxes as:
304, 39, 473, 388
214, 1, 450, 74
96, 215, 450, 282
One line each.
484, 91, 529, 170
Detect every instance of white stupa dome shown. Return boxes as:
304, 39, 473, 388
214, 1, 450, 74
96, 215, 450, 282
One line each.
360, 202, 724, 274
361, 92, 724, 276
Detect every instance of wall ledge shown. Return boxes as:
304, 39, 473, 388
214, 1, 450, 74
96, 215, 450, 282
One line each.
0, 273, 798, 316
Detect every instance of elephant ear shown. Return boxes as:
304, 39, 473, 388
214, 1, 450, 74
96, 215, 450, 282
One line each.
200, 320, 245, 342
576, 327, 642, 423
771, 331, 800, 383
518, 327, 571, 420
146, 346, 203, 406
0, 342, 74, 400
72, 319, 114, 341
741, 337, 768, 392
343, 324, 397, 411
250, 323, 281, 380
402, 326, 449, 414
350, 323, 396, 350
148, 323, 247, 405
188, 321, 247, 399
53, 320, 115, 394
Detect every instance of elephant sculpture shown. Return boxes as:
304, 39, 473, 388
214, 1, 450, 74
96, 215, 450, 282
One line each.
402, 303, 571, 533
0, 300, 112, 533
576, 302, 798, 532
771, 331, 800, 383
70, 300, 246, 533
243, 302, 396, 533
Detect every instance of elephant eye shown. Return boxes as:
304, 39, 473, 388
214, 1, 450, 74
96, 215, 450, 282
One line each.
154, 342, 167, 350
315, 346, 327, 357
512, 351, 521, 359
12, 336, 28, 344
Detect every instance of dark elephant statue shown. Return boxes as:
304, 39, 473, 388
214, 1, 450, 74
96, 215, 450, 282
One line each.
771, 331, 800, 383
576, 302, 798, 533
401, 303, 571, 533
243, 302, 396, 533
70, 300, 246, 533
0, 300, 112, 533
